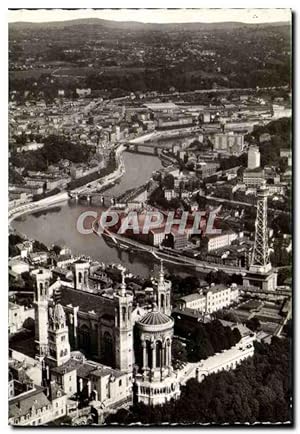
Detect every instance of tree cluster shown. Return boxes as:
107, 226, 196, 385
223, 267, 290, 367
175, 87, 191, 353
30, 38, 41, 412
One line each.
174, 319, 242, 362
9, 233, 24, 257
11, 135, 90, 171
248, 118, 291, 169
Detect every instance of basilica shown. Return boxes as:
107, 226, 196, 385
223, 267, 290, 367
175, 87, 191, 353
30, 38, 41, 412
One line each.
33, 259, 181, 409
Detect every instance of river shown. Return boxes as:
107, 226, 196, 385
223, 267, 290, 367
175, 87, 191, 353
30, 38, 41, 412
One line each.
12, 151, 188, 278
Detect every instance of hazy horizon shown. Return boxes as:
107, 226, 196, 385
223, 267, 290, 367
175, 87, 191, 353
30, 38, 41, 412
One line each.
8, 8, 291, 25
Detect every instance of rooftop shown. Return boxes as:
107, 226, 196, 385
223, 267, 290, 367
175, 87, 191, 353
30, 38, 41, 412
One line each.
9, 386, 50, 419
144, 102, 178, 111
138, 306, 173, 327
51, 358, 80, 375
60, 286, 115, 317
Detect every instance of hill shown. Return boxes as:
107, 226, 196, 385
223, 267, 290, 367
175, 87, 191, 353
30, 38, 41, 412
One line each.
9, 17, 291, 32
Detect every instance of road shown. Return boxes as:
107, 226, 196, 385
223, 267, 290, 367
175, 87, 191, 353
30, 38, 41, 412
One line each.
8, 191, 69, 224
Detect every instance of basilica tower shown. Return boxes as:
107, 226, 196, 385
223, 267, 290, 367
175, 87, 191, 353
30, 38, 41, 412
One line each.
73, 259, 90, 291
47, 303, 71, 367
114, 269, 134, 373
34, 269, 51, 358
156, 260, 171, 316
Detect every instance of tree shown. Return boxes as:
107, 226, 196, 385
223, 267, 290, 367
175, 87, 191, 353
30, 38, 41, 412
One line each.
246, 317, 261, 332
172, 339, 188, 365
52, 244, 62, 255
162, 174, 175, 189
32, 240, 48, 252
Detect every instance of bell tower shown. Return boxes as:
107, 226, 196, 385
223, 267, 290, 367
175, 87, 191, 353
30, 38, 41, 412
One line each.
114, 269, 133, 372
34, 269, 51, 358
73, 260, 90, 291
47, 303, 71, 367
156, 260, 171, 316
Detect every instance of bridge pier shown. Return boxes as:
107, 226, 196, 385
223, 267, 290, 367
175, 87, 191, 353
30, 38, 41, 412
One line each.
134, 144, 138, 153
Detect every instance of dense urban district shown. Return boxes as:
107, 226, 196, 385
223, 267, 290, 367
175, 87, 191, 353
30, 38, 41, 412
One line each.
8, 18, 292, 426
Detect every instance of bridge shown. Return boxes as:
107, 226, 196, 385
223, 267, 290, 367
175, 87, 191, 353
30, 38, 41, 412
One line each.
68, 180, 150, 208
124, 141, 172, 155
123, 127, 203, 154
68, 191, 121, 207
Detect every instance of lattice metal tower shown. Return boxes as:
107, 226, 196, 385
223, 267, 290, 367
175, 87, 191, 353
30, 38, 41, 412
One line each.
249, 181, 272, 274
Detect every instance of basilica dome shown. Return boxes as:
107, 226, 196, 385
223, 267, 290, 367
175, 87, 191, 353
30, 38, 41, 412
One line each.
137, 304, 173, 331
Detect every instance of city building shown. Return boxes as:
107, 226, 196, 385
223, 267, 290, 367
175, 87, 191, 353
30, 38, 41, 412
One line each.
280, 148, 292, 167
202, 230, 240, 252
148, 228, 166, 247
247, 145, 261, 169
178, 283, 240, 314
196, 162, 220, 179
164, 189, 176, 201
9, 382, 67, 426
213, 132, 244, 154
164, 231, 188, 250
9, 302, 35, 335
8, 258, 30, 275
243, 168, 265, 188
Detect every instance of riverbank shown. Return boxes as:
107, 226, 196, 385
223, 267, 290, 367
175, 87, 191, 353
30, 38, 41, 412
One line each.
8, 191, 70, 224
71, 144, 126, 194
8, 144, 127, 224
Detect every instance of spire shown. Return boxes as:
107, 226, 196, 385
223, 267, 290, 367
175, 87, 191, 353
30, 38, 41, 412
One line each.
120, 268, 126, 296
158, 259, 165, 285
152, 302, 158, 312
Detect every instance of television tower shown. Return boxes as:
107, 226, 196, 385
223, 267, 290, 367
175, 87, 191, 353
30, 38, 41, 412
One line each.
249, 180, 272, 274
243, 180, 277, 291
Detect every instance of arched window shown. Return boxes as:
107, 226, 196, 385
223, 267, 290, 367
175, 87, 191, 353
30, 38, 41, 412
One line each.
122, 307, 126, 323
78, 272, 82, 284
156, 341, 162, 368
103, 331, 113, 366
147, 341, 152, 369
78, 324, 90, 353
161, 294, 165, 308
39, 282, 43, 296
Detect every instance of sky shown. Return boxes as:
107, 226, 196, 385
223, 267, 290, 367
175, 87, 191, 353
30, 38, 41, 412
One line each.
8, 8, 291, 24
